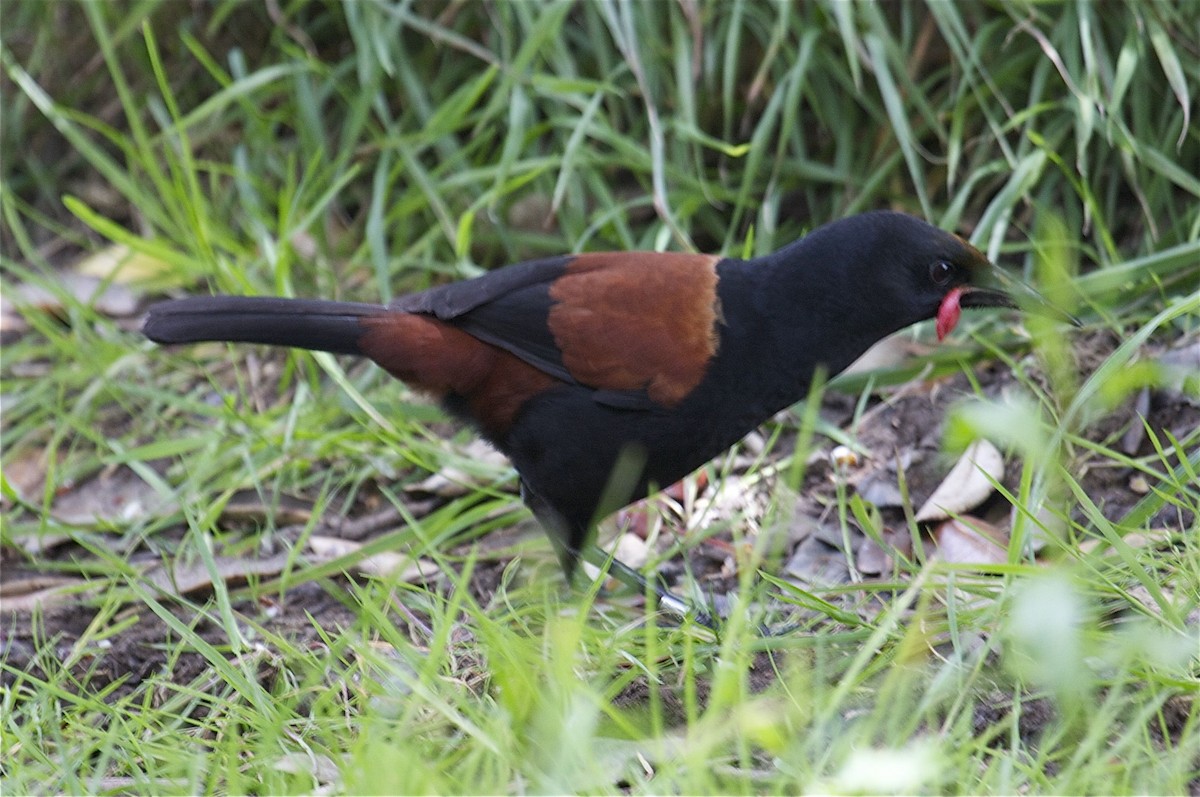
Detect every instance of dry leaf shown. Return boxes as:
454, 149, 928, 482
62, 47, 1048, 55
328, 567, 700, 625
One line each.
0, 574, 91, 613
784, 534, 852, 585
1120, 387, 1151, 455
406, 440, 510, 497
857, 472, 905, 508
1, 447, 47, 505
686, 472, 767, 538
855, 536, 889, 575
221, 489, 315, 525
13, 273, 140, 318
915, 439, 1004, 522
582, 532, 650, 586
307, 535, 438, 582
143, 553, 293, 596
1079, 528, 1176, 556
1156, 337, 1200, 402
74, 243, 172, 283
50, 466, 177, 526
932, 517, 1009, 565
8, 532, 73, 556
272, 752, 341, 788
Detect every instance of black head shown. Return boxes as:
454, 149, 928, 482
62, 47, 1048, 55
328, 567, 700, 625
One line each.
794, 211, 1071, 342
848, 211, 1004, 339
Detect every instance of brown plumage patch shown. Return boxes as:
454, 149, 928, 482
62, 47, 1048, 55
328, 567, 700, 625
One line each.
359, 314, 559, 438
547, 252, 722, 407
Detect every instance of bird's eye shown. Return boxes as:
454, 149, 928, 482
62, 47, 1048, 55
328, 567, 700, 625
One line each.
929, 260, 955, 286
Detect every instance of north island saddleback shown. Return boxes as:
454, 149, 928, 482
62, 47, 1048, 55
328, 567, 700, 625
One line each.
144, 211, 1073, 626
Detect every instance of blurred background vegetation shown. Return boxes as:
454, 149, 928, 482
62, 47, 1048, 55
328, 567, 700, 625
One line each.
5, 1, 1197, 288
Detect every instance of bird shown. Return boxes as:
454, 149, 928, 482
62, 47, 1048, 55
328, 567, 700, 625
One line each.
143, 211, 1067, 621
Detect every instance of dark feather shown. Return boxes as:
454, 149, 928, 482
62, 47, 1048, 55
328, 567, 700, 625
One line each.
143, 296, 384, 355
390, 256, 570, 318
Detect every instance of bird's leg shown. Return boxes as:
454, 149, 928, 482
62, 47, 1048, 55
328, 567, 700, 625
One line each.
578, 544, 716, 630
520, 483, 716, 630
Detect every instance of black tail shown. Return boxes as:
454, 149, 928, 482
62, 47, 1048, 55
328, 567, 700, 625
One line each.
142, 296, 387, 356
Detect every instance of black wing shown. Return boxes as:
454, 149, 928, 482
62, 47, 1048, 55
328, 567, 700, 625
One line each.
390, 255, 575, 384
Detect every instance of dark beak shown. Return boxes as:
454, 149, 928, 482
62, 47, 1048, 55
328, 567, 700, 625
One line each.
963, 268, 1082, 327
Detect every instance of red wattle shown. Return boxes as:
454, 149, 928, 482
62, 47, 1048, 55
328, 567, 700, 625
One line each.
936, 287, 965, 342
